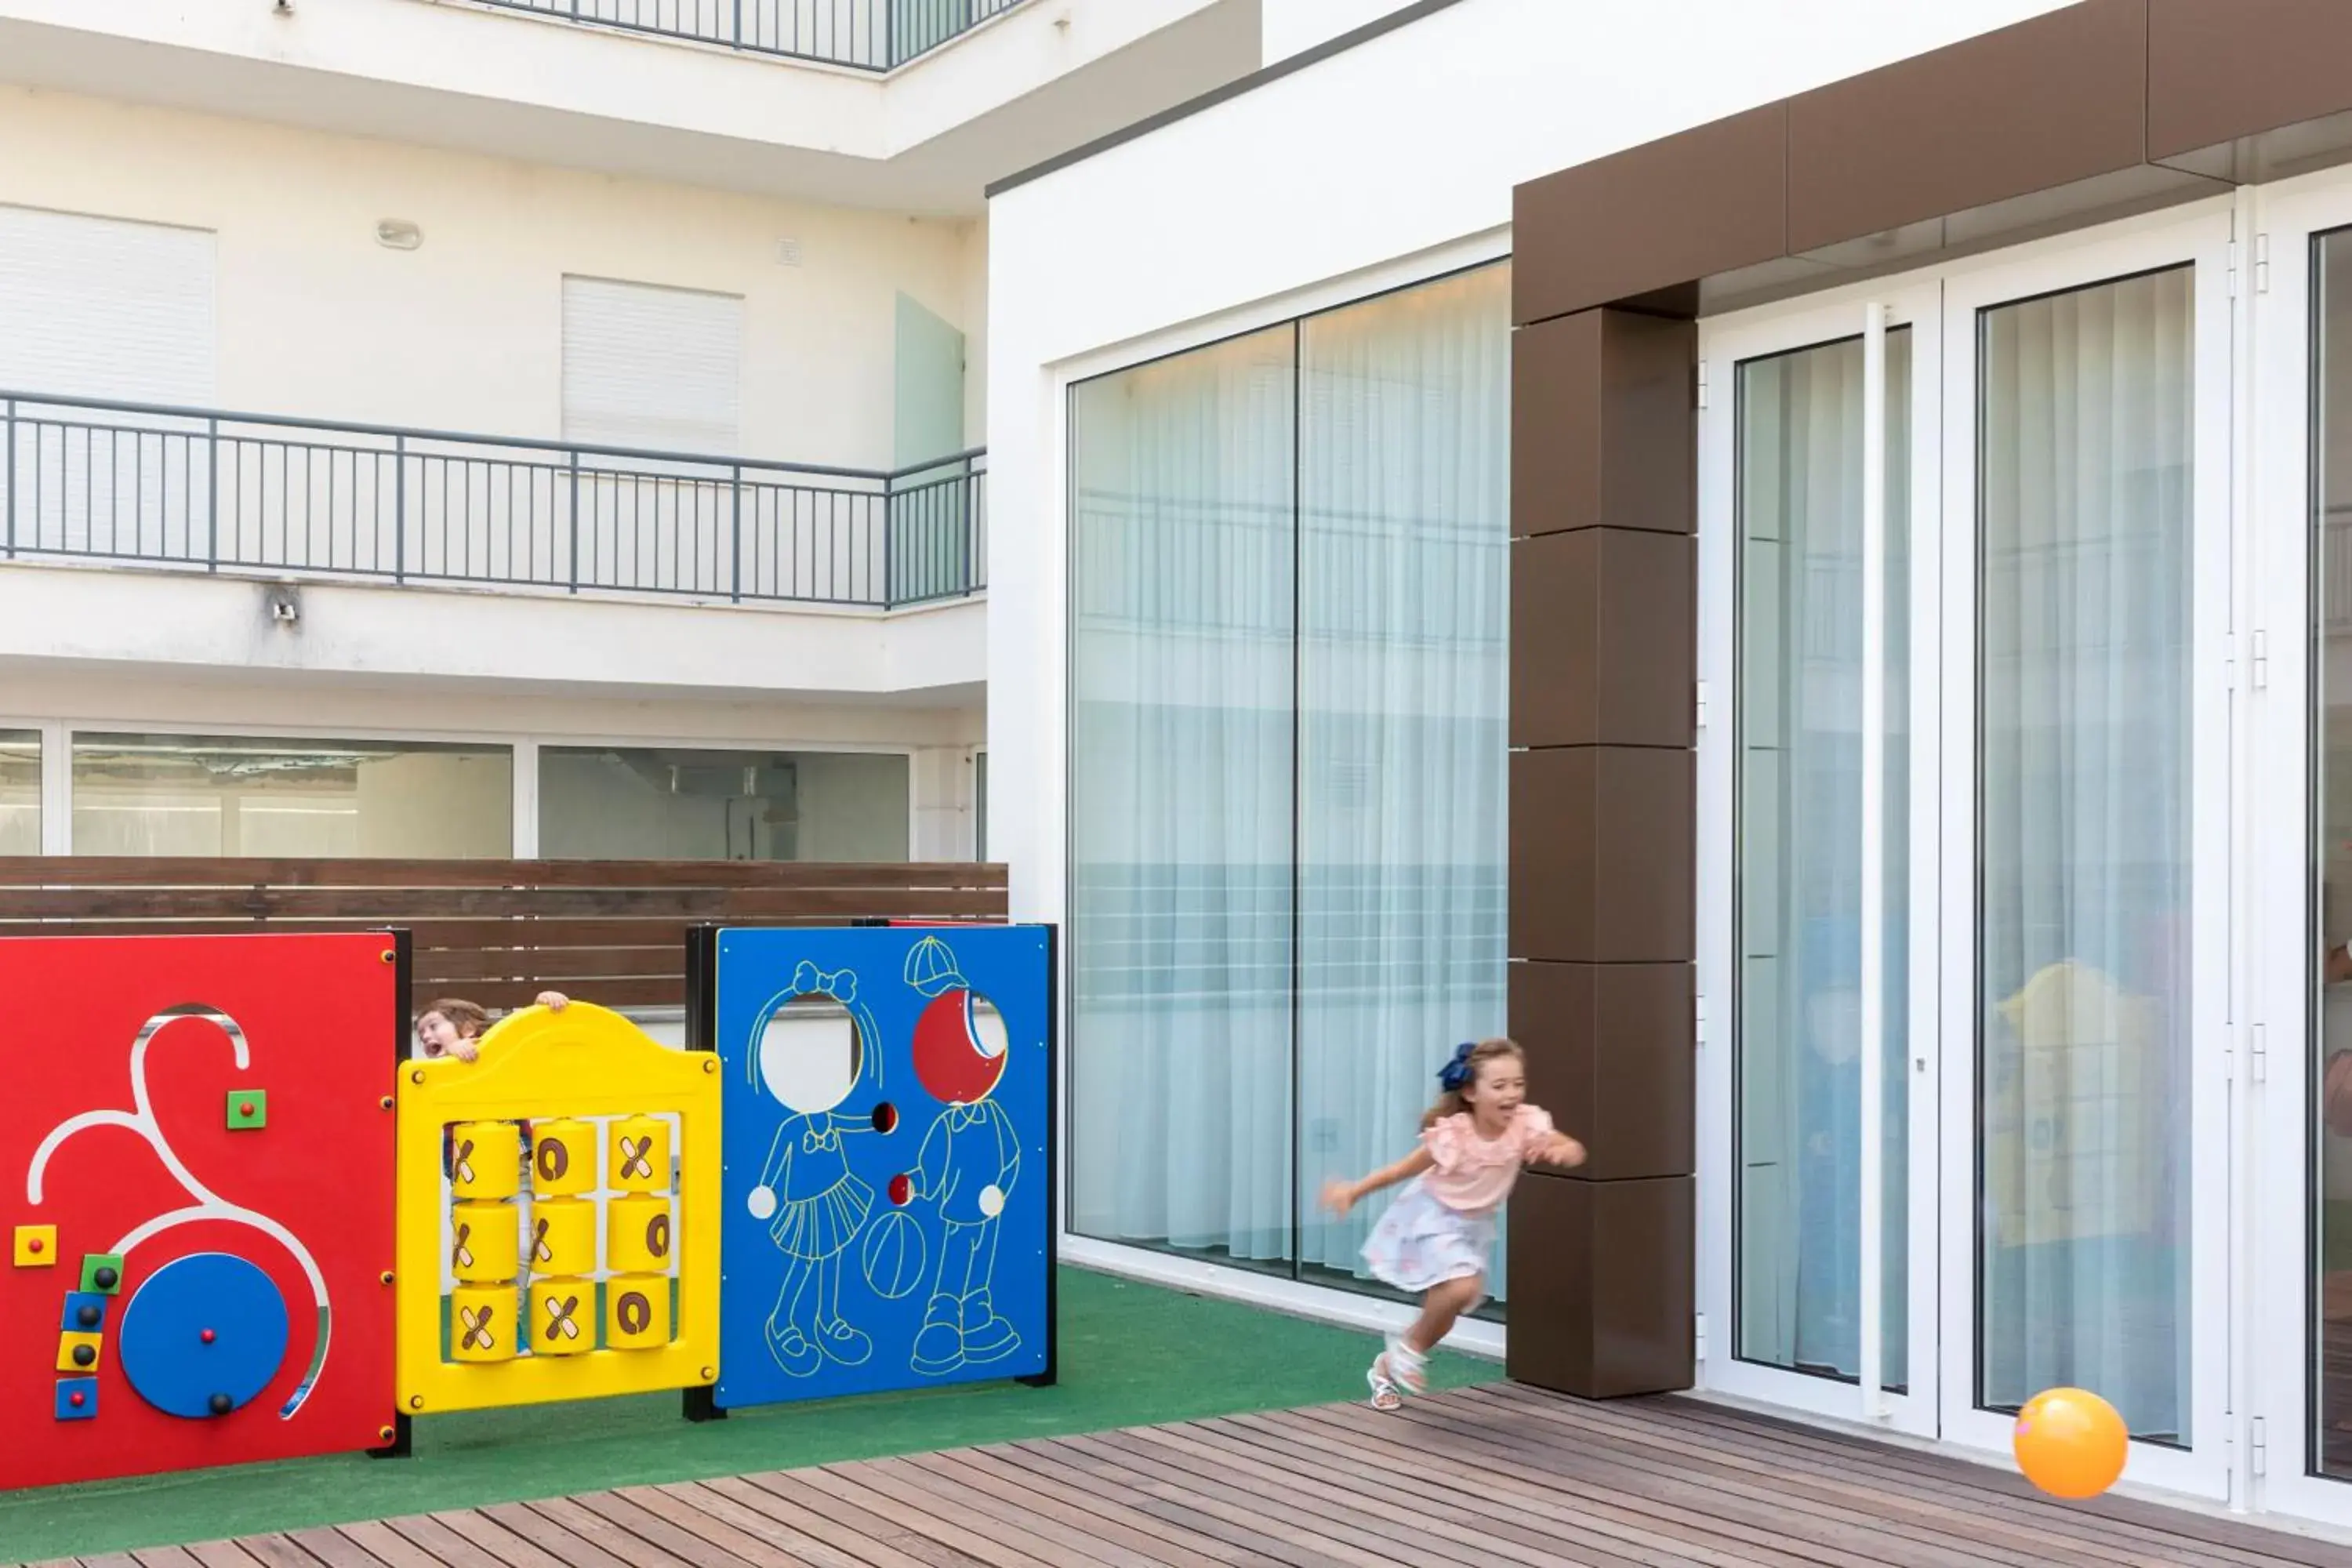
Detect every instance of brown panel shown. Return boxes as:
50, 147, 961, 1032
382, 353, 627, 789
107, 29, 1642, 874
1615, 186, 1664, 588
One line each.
1509, 746, 1693, 964
1504, 1171, 1693, 1398
1512, 959, 1692, 1182
1514, 310, 1695, 540
1512, 528, 1693, 750
0, 856, 1007, 890
1513, 103, 1786, 325
1785, 0, 2147, 255
2148, 0, 2352, 161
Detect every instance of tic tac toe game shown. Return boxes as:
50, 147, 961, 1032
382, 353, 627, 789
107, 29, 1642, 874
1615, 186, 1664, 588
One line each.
696, 923, 1055, 1415
0, 932, 401, 1490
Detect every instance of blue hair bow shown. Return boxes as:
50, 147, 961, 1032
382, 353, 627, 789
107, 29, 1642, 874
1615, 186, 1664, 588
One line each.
1437, 1042, 1476, 1092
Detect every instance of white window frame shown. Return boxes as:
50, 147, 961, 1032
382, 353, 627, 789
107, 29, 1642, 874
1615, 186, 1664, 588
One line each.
2243, 162, 2352, 1531
1696, 198, 2238, 1503
1696, 280, 1945, 1443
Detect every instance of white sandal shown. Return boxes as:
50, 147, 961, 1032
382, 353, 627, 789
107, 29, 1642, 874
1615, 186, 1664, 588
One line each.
1385, 1335, 1429, 1396
1366, 1356, 1403, 1412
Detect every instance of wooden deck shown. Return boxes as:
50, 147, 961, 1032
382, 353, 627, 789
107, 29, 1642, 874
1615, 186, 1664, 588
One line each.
27, 1385, 2350, 1568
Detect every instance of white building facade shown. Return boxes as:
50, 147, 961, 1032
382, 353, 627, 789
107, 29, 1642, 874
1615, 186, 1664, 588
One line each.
0, 0, 1265, 867
989, 0, 2352, 1535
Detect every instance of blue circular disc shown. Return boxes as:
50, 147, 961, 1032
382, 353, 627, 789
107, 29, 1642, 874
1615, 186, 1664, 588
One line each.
118, 1252, 289, 1420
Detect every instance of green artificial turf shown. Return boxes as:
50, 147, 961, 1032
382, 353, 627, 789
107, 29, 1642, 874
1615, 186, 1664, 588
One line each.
1, 1267, 1495, 1563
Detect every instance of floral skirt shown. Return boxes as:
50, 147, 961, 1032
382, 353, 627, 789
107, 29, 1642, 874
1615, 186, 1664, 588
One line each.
768, 1172, 875, 1262
1361, 1177, 1495, 1293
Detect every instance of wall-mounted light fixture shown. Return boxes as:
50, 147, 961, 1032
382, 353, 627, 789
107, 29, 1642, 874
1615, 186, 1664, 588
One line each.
266, 582, 301, 628
376, 220, 423, 252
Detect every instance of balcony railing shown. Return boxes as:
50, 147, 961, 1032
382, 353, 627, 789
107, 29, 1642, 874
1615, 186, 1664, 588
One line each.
0, 392, 986, 610
458, 0, 1028, 70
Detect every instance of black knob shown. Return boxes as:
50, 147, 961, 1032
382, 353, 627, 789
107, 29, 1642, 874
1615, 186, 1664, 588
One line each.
75, 1305, 100, 1327
208, 1392, 232, 1416
93, 1267, 118, 1290
71, 1344, 95, 1367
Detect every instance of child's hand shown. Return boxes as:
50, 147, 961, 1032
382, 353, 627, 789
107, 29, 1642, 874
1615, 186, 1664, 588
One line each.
452, 1039, 480, 1064
535, 991, 570, 1011
1319, 1178, 1359, 1217
1534, 1134, 1586, 1170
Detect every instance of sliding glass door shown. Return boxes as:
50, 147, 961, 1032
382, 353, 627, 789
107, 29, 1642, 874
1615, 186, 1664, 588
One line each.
1940, 229, 2233, 1497
1701, 206, 2234, 1494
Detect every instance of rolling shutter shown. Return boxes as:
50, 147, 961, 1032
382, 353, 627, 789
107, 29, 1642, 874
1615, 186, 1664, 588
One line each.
561, 276, 743, 456
0, 205, 216, 405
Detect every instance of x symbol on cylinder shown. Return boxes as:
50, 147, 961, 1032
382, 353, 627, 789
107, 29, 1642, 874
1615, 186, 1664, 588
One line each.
532, 1218, 552, 1263
453, 1138, 477, 1186
618, 1136, 654, 1182
543, 1293, 582, 1341
452, 1223, 474, 1269
458, 1304, 497, 1351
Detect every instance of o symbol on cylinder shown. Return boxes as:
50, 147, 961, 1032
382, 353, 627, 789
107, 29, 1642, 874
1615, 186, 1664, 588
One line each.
535, 1139, 568, 1184
617, 1290, 652, 1337
648, 1213, 671, 1260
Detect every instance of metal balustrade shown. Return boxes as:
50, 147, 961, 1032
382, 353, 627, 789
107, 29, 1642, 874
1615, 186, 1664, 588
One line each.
0, 393, 985, 610
456, 0, 1027, 70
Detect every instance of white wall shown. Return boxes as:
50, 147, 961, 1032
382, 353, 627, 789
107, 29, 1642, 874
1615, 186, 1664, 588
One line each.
1261, 0, 1412, 61
984, 0, 2075, 924
0, 85, 976, 469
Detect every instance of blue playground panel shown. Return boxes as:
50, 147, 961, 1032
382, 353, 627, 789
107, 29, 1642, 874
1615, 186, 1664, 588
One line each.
706, 924, 1054, 1412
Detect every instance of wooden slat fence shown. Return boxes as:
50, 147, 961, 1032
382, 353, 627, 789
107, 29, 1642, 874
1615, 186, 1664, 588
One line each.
0, 858, 1009, 1014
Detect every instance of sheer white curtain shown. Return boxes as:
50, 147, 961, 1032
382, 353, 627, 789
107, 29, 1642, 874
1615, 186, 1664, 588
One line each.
1735, 333, 1910, 1385
1294, 268, 1512, 1296
1977, 267, 2194, 1440
1069, 326, 1297, 1267
1067, 266, 1513, 1290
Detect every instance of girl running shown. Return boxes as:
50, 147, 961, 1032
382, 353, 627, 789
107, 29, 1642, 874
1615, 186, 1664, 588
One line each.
1322, 1037, 1584, 1410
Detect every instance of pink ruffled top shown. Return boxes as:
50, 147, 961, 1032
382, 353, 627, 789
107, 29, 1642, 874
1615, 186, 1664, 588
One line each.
1420, 1105, 1556, 1215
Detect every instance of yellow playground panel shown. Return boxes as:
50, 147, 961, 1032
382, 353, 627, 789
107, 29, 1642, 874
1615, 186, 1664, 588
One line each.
394, 1002, 720, 1416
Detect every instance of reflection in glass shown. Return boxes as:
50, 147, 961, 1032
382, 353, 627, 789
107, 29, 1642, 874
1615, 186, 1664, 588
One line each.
1977, 267, 2193, 1440
0, 730, 34, 854
2311, 230, 2352, 1483
1068, 325, 1298, 1272
1294, 267, 1512, 1304
539, 747, 910, 862
71, 733, 512, 857
1734, 332, 1911, 1388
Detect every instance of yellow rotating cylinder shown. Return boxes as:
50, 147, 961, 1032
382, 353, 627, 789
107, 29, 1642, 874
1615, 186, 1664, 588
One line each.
608, 1194, 674, 1275
608, 1116, 671, 1193
528, 1119, 596, 1196
448, 1121, 521, 1201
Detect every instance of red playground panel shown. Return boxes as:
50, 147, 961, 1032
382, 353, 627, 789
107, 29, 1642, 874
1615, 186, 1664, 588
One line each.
0, 933, 399, 1490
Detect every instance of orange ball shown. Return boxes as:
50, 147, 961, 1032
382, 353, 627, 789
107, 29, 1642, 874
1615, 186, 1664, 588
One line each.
2013, 1388, 2127, 1499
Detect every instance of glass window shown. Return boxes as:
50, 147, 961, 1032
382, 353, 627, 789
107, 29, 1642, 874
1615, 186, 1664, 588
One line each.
1, 729, 36, 854
2312, 228, 2352, 1484
71, 733, 513, 857
1976, 267, 2194, 1442
1734, 330, 1911, 1389
539, 747, 909, 862
1296, 267, 1512, 1299
1068, 262, 1512, 1299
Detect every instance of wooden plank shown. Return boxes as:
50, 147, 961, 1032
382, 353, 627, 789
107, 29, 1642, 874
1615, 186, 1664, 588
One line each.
233, 1540, 339, 1568
269, 1530, 388, 1568
419, 1512, 573, 1568
609, 1484, 851, 1568
903, 1449, 1242, 1568
1421, 1392, 2125, 1568
414, 947, 684, 982
1121, 1419, 1666, 1568
0, 887, 1007, 920
127, 1548, 205, 1568
688, 1475, 940, 1568
0, 858, 1006, 891
326, 1520, 448, 1568
376, 1518, 506, 1568
470, 1504, 637, 1568
856, 1454, 1167, 1568
415, 977, 683, 1012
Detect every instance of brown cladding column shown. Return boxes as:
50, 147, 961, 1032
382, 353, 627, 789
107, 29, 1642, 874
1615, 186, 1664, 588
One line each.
1504, 307, 1695, 1399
